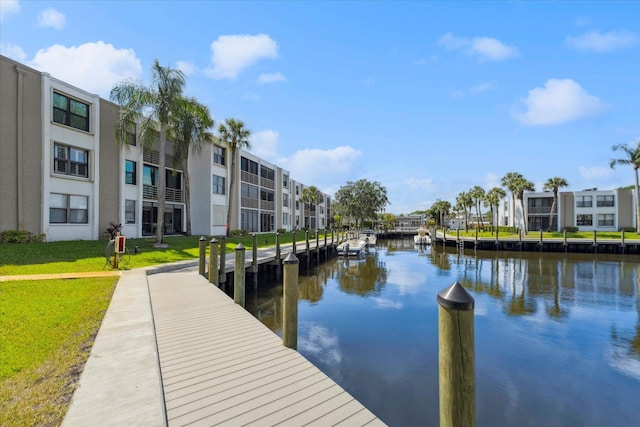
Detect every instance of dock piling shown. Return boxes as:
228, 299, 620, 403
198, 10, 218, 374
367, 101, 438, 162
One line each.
437, 281, 476, 427
198, 236, 206, 276
219, 237, 227, 284
234, 243, 245, 306
282, 252, 300, 349
209, 238, 218, 286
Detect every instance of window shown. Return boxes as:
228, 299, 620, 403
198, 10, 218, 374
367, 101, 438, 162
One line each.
125, 160, 137, 185
166, 171, 182, 190
283, 213, 289, 226
125, 200, 136, 224
597, 214, 614, 227
213, 145, 225, 165
596, 195, 614, 207
241, 183, 258, 199
576, 196, 592, 208
295, 185, 299, 195
241, 209, 259, 232
143, 165, 158, 186
283, 193, 289, 207
213, 175, 225, 194
241, 157, 258, 175
50, 193, 88, 224
576, 214, 592, 226
296, 200, 300, 210
53, 92, 89, 131
261, 189, 274, 202
260, 165, 274, 180
54, 143, 89, 178
283, 174, 289, 188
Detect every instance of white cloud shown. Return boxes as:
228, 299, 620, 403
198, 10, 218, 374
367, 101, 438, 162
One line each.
257, 72, 287, 84
37, 8, 65, 30
0, 42, 27, 63
0, 0, 20, 22
579, 165, 613, 181
207, 33, 278, 80
250, 129, 280, 161
280, 146, 362, 188
511, 78, 605, 126
484, 173, 501, 190
470, 81, 494, 94
29, 42, 142, 97
176, 60, 196, 76
566, 30, 638, 53
438, 32, 519, 61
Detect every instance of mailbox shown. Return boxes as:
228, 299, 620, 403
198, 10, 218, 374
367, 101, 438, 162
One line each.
115, 236, 126, 254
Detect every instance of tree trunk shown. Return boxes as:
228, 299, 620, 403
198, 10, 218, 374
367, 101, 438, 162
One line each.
226, 145, 236, 237
183, 154, 192, 236
635, 169, 640, 233
156, 124, 167, 244
547, 192, 557, 232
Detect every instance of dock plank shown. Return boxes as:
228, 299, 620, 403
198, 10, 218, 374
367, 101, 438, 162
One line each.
148, 271, 385, 427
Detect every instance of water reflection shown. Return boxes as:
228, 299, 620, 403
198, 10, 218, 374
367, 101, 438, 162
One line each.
248, 240, 640, 426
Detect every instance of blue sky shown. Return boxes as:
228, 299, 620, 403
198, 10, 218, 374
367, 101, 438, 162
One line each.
1, 1, 639, 214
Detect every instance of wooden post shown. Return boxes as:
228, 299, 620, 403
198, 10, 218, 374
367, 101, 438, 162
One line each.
539, 229, 543, 245
251, 233, 258, 273
209, 238, 218, 286
282, 252, 299, 349
275, 232, 281, 264
198, 236, 206, 276
518, 229, 522, 249
113, 232, 120, 269
292, 230, 297, 255
563, 228, 567, 247
219, 237, 227, 284
593, 229, 597, 246
305, 230, 310, 257
437, 281, 476, 427
621, 229, 625, 246
234, 243, 245, 306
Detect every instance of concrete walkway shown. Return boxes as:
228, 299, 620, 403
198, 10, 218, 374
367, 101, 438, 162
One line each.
56, 255, 384, 426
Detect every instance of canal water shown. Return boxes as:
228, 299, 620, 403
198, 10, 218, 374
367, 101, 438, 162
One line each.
245, 239, 640, 427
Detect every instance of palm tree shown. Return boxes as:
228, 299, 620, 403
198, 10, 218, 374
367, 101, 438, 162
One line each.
456, 191, 473, 231
218, 118, 251, 236
111, 59, 186, 245
610, 141, 640, 233
515, 176, 535, 234
170, 97, 214, 236
543, 177, 569, 232
301, 185, 323, 230
485, 187, 506, 234
501, 172, 534, 233
469, 186, 486, 230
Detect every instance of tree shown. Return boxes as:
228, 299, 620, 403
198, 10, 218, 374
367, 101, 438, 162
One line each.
456, 191, 473, 231
501, 172, 534, 233
430, 199, 451, 227
218, 118, 251, 236
300, 185, 323, 230
610, 141, 640, 233
170, 97, 214, 236
543, 177, 569, 232
334, 179, 389, 228
111, 59, 186, 245
469, 186, 486, 230
484, 187, 506, 234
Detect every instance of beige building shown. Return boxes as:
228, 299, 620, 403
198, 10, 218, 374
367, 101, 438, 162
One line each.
0, 55, 330, 241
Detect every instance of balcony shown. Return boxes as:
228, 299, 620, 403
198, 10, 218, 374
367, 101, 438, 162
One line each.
143, 185, 184, 203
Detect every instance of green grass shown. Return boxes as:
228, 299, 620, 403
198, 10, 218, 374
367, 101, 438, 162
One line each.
0, 277, 118, 426
0, 231, 329, 276
444, 230, 640, 240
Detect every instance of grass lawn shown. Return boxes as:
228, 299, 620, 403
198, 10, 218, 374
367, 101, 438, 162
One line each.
0, 231, 320, 276
0, 277, 118, 426
443, 229, 640, 240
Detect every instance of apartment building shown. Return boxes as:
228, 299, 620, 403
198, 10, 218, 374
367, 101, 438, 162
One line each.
524, 188, 635, 232
0, 54, 330, 241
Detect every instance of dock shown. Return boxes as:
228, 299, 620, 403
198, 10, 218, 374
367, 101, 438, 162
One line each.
63, 240, 386, 426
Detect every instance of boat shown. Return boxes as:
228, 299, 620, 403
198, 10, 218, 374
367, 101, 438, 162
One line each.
337, 239, 367, 257
414, 227, 431, 245
359, 229, 377, 247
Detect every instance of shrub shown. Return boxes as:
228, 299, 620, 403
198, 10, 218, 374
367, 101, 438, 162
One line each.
230, 229, 248, 236
563, 226, 579, 233
620, 227, 636, 232
104, 222, 122, 240
1, 230, 33, 243
277, 228, 286, 234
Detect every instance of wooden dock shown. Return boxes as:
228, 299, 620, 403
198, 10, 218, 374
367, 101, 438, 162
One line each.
148, 271, 386, 426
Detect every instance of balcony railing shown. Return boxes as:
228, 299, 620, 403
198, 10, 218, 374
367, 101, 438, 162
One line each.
241, 170, 259, 185
261, 177, 275, 189
241, 197, 259, 209
143, 185, 184, 203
